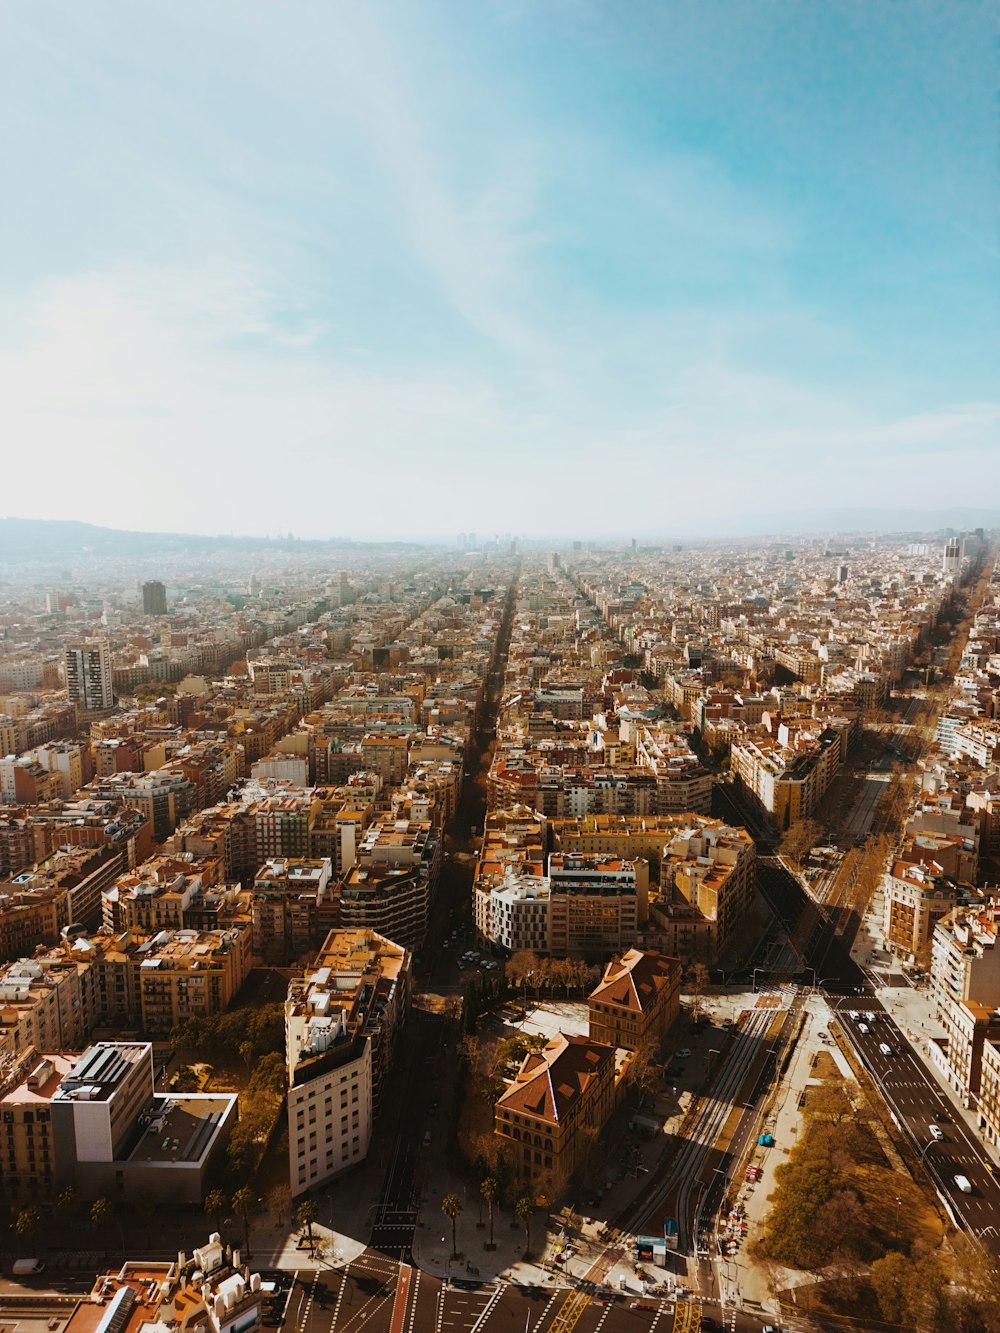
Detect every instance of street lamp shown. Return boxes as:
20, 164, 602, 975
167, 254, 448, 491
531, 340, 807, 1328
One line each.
918, 1137, 940, 1165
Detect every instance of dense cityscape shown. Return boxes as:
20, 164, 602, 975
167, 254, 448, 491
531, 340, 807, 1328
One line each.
3, 0, 996, 1328
0, 526, 997, 1333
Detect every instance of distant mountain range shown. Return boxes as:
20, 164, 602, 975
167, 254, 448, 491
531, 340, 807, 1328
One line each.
1, 509, 998, 567
0, 518, 422, 565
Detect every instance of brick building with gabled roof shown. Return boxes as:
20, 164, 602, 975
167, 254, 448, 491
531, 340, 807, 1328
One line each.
588, 947, 681, 1051
494, 1032, 622, 1193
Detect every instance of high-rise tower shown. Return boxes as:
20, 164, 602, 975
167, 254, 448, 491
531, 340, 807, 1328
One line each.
65, 640, 114, 713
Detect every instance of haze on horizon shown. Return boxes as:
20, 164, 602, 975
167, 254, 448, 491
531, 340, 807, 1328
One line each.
1, 1, 997, 542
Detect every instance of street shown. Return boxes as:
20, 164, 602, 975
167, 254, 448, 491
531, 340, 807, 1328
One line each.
756, 853, 1000, 1255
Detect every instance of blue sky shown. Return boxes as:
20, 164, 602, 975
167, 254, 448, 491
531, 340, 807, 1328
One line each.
1, 0, 997, 539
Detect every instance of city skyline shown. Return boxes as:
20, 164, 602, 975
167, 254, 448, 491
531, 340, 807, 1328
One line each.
2, 1, 997, 539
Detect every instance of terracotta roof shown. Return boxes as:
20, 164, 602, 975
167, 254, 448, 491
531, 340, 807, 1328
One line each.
590, 948, 679, 1014
497, 1033, 613, 1124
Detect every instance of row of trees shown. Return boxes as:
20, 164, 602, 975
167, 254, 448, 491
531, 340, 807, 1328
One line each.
506, 950, 603, 999
170, 1002, 284, 1066
15, 1191, 125, 1245
440, 1188, 536, 1258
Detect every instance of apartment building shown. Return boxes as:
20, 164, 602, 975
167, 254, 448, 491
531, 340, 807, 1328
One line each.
474, 871, 552, 954
0, 882, 67, 961
883, 861, 957, 965
6, 843, 125, 937
548, 854, 648, 957
933, 999, 1000, 1113
730, 725, 841, 831
65, 640, 114, 714
254, 793, 319, 863
252, 859, 335, 964
660, 819, 756, 957
103, 856, 221, 933
136, 926, 252, 1033
0, 952, 102, 1061
976, 1037, 1000, 1151
931, 908, 1000, 1017
338, 820, 440, 950
165, 801, 259, 886
0, 1052, 72, 1204
142, 581, 168, 616
285, 929, 410, 1196
90, 771, 198, 841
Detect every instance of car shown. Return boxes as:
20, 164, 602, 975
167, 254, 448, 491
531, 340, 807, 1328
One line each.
879, 1042, 892, 1055
955, 1174, 973, 1193
849, 1010, 859, 1020
865, 1012, 876, 1021
928, 1124, 944, 1141
12, 1258, 45, 1275
630, 1302, 656, 1311
698, 1318, 722, 1331
676, 1048, 692, 1059
858, 1022, 869, 1034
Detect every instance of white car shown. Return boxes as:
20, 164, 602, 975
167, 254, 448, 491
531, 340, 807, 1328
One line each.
849, 1010, 859, 1020
879, 1042, 892, 1055
858, 1023, 869, 1034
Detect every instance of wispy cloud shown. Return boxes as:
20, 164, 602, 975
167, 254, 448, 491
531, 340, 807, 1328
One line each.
0, 0, 996, 538
2, 260, 996, 538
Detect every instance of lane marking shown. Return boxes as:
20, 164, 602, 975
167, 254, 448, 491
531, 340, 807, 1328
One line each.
388, 1265, 413, 1333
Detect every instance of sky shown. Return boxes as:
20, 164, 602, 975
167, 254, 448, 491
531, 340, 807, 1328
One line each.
0, 0, 998, 541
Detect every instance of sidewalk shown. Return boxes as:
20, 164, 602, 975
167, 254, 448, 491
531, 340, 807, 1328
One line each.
721, 995, 845, 1319
850, 885, 1000, 1169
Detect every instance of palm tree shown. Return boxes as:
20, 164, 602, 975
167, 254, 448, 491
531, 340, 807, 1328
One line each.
205, 1188, 228, 1232
441, 1193, 462, 1258
480, 1177, 499, 1249
232, 1186, 254, 1256
515, 1196, 535, 1257
296, 1199, 318, 1250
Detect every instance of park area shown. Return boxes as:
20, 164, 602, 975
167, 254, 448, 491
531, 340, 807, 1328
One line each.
754, 1060, 999, 1330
